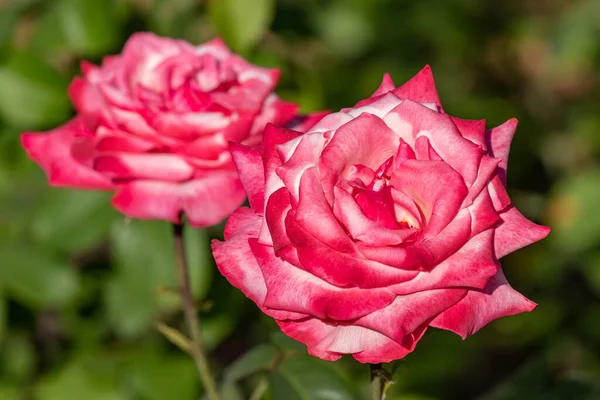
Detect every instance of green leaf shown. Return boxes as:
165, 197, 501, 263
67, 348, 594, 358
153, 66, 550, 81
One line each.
0, 243, 79, 308
31, 189, 118, 253
55, 0, 121, 56
105, 220, 213, 337
268, 356, 354, 400
208, 0, 275, 54
224, 344, 279, 383
0, 291, 5, 344
126, 350, 197, 400
0, 334, 36, 382
36, 355, 121, 400
0, 51, 71, 129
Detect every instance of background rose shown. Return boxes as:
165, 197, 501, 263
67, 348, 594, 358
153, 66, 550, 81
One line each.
212, 66, 550, 363
21, 32, 300, 227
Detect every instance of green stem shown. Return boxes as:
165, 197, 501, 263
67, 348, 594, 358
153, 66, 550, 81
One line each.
172, 222, 220, 400
370, 363, 385, 400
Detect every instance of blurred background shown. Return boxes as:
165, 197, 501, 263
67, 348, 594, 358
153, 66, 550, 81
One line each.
1, 0, 599, 399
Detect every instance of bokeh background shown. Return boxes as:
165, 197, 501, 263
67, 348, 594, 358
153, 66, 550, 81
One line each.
1, 0, 600, 399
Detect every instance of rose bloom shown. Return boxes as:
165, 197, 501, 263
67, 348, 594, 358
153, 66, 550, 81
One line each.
21, 32, 302, 227
212, 67, 550, 363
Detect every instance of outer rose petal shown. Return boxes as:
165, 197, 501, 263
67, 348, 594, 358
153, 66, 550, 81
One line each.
486, 118, 518, 183
392, 65, 442, 108
249, 239, 396, 321
494, 206, 551, 259
111, 172, 245, 227
211, 208, 305, 320
229, 143, 265, 212
21, 119, 114, 190
430, 270, 537, 339
277, 318, 427, 363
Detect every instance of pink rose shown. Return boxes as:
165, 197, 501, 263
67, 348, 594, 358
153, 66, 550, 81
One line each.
21, 32, 301, 227
212, 66, 550, 363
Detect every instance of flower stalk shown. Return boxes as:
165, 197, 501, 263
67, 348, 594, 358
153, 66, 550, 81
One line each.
172, 222, 220, 400
370, 363, 393, 400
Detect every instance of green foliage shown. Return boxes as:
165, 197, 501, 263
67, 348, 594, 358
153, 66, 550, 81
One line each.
0, 52, 71, 129
208, 0, 275, 54
2, 0, 600, 398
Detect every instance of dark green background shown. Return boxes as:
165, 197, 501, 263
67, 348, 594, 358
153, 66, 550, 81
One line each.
1, 0, 599, 399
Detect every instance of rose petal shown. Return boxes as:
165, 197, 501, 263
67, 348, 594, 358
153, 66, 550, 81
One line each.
390, 159, 468, 238
285, 210, 420, 288
451, 117, 486, 148
230, 143, 265, 212
93, 153, 195, 182
430, 269, 537, 339
371, 73, 396, 97
111, 172, 245, 227
486, 118, 518, 183
355, 288, 466, 343
392, 65, 442, 108
333, 186, 418, 246
390, 230, 498, 295
494, 206, 551, 259
212, 207, 305, 320
277, 318, 426, 363
21, 119, 114, 190
250, 239, 396, 320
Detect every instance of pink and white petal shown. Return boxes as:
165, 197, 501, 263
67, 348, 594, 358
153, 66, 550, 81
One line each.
488, 175, 512, 212
308, 111, 354, 133
463, 155, 500, 207
355, 288, 466, 343
276, 133, 328, 200
494, 206, 551, 259
430, 269, 537, 339
250, 94, 299, 136
173, 133, 228, 161
415, 207, 473, 266
371, 73, 396, 97
333, 186, 417, 246
451, 117, 487, 148
346, 93, 403, 119
21, 119, 114, 190
293, 167, 359, 254
153, 112, 230, 140
391, 65, 442, 108
212, 208, 266, 303
265, 187, 294, 252
390, 160, 468, 238
250, 239, 396, 320
387, 100, 482, 185
93, 153, 195, 182
285, 210, 420, 288
111, 172, 245, 227
486, 118, 518, 181
277, 319, 424, 363
390, 230, 498, 295
212, 208, 306, 320
68, 77, 114, 128
258, 124, 302, 245
319, 113, 399, 199
230, 143, 265, 212
468, 187, 500, 237
95, 128, 157, 152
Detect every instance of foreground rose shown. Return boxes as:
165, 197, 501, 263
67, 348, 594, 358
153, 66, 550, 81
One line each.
21, 32, 301, 226
212, 66, 550, 363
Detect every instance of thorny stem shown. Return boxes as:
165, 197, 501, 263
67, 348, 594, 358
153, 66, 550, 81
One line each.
172, 222, 220, 400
